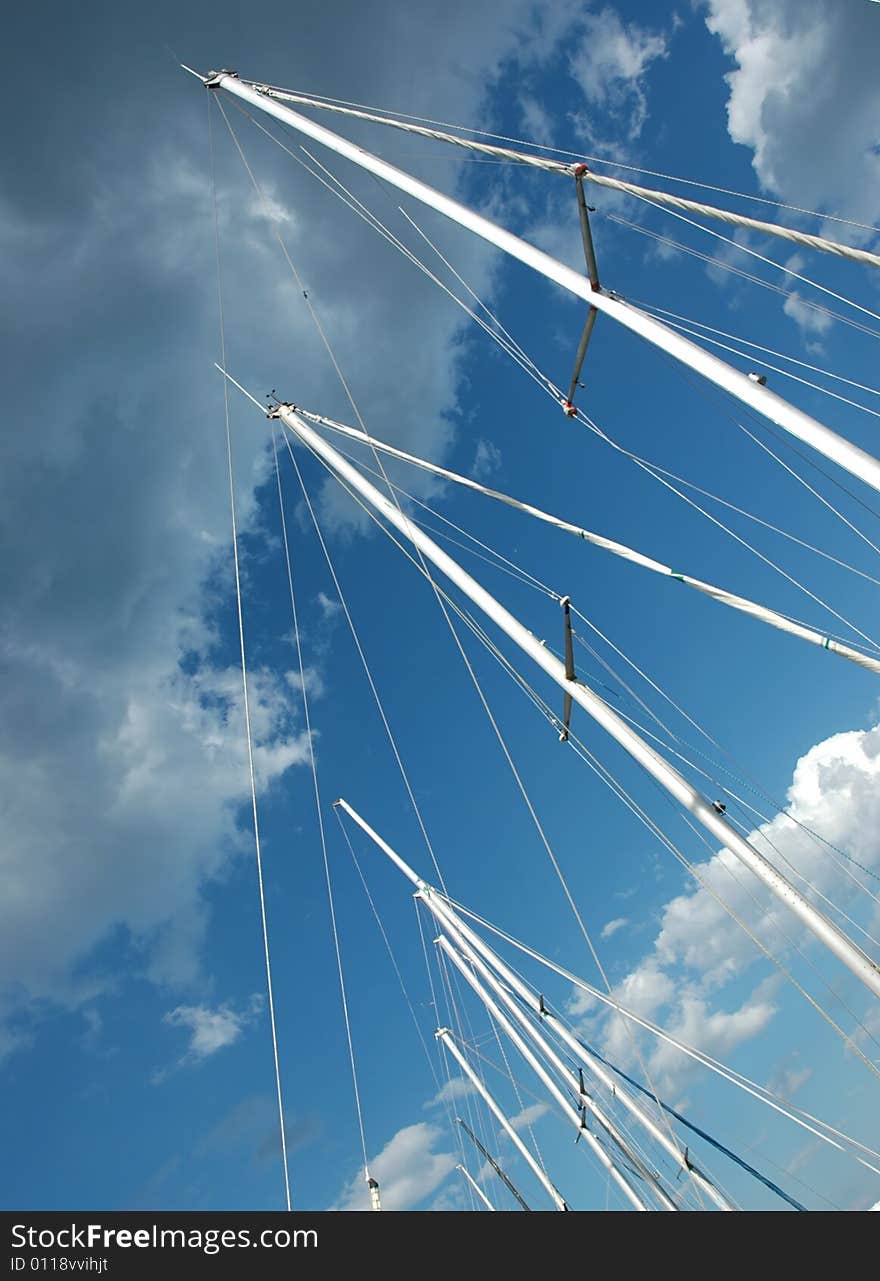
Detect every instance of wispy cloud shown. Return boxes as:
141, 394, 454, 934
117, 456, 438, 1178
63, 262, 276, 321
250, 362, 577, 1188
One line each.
424, 1076, 477, 1109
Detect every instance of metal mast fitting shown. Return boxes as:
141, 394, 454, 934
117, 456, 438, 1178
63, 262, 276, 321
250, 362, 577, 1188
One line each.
283, 417, 880, 1000
212, 73, 880, 494
367, 1176, 382, 1212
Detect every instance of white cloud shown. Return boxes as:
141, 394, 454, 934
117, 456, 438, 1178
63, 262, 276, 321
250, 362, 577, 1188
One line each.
572, 722, 880, 1093
333, 1121, 456, 1211
162, 996, 262, 1066
518, 95, 556, 146
782, 291, 832, 339
600, 916, 629, 940
569, 8, 669, 142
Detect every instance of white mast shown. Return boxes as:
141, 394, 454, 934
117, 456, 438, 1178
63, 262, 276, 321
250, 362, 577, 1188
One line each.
336, 797, 733, 1211
231, 79, 880, 271
208, 72, 880, 496
436, 932, 662, 1211
291, 404, 880, 677
437, 1028, 570, 1211
276, 404, 880, 999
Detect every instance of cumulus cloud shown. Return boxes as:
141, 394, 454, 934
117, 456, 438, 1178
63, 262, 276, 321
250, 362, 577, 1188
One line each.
703, 1, 880, 234
333, 1121, 456, 1211
572, 722, 880, 1094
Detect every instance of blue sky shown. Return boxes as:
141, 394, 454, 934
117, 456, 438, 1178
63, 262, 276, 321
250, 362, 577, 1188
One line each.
2, 0, 880, 1213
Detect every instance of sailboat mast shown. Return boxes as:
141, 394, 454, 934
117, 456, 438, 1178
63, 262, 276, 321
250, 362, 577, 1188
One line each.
208, 71, 880, 496
279, 405, 880, 999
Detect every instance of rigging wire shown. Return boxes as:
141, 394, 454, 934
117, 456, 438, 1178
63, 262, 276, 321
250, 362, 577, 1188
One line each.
270, 384, 880, 951
216, 99, 695, 1182
435, 931, 512, 1176
245, 80, 880, 235
213, 85, 880, 1200
208, 94, 292, 1212
634, 302, 880, 401
458, 604, 880, 1071
636, 307, 880, 422
335, 814, 440, 1092
636, 336, 880, 573
574, 406, 880, 653
413, 897, 480, 1206
304, 437, 880, 928
274, 385, 880, 1065
446, 897, 880, 1175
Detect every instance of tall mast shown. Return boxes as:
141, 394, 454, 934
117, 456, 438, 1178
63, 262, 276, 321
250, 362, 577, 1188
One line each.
207, 72, 880, 496
337, 798, 733, 1211
277, 405, 880, 999
438, 1028, 570, 1211
456, 1164, 496, 1211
